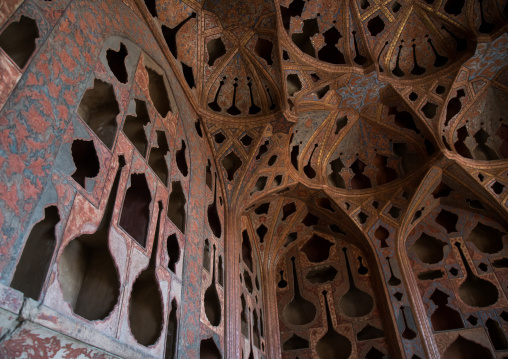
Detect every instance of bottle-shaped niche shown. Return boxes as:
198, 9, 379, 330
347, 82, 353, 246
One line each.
283, 256, 316, 325
207, 173, 222, 238
58, 155, 126, 321
128, 201, 164, 346
454, 241, 498, 307
316, 290, 352, 359
339, 247, 373, 317
204, 244, 221, 326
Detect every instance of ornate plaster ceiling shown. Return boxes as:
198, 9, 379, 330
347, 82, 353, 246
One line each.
141, 0, 508, 213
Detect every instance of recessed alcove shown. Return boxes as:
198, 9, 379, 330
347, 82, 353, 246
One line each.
273, 175, 283, 186
466, 222, 505, 254
250, 176, 267, 195
128, 201, 164, 347
11, 206, 60, 300
106, 43, 128, 83
255, 38, 273, 65
176, 140, 188, 177
256, 224, 267, 242
241, 295, 248, 337
222, 151, 242, 181
165, 299, 178, 359
316, 197, 335, 212
148, 130, 170, 185
204, 245, 221, 326
429, 289, 464, 331
200, 338, 222, 359
77, 79, 120, 149
123, 99, 151, 156
283, 333, 308, 351
255, 141, 269, 161
119, 173, 152, 248
167, 234, 180, 273
203, 239, 211, 271
367, 16, 385, 36
305, 266, 338, 284
207, 38, 226, 67
281, 202, 296, 221
218, 256, 224, 287
167, 181, 187, 234
243, 270, 253, 293
240, 134, 253, 147
71, 139, 100, 188
302, 234, 333, 263
485, 318, 508, 350
357, 324, 384, 341
284, 232, 298, 247
254, 203, 269, 215
58, 157, 126, 321
374, 226, 389, 248
286, 74, 302, 96
206, 160, 212, 189
417, 269, 444, 280
144, 0, 157, 17
435, 209, 458, 233
241, 230, 253, 271
443, 335, 493, 359
145, 67, 171, 118
410, 233, 447, 264
0, 16, 39, 69
302, 212, 319, 226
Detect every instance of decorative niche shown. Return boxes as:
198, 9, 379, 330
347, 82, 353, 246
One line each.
119, 173, 152, 248
11, 206, 60, 300
167, 181, 187, 234
0, 15, 39, 69
77, 79, 120, 149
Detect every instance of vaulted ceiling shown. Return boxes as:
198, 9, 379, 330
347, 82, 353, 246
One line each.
140, 0, 508, 214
